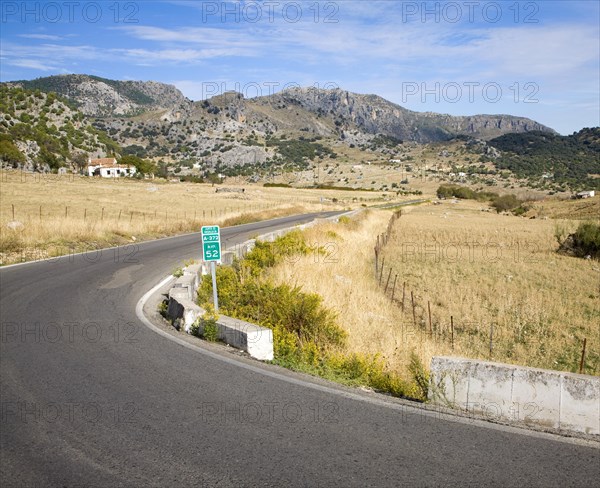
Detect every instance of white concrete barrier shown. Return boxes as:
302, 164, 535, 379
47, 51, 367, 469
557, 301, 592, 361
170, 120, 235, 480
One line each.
167, 288, 202, 333
429, 357, 600, 436
173, 274, 197, 301
166, 265, 274, 361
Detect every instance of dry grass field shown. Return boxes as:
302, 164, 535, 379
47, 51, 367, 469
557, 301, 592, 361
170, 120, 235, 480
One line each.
268, 201, 599, 379
0, 170, 394, 265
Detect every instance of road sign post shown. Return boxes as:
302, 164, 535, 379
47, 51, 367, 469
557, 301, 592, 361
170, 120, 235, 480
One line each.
201, 226, 221, 312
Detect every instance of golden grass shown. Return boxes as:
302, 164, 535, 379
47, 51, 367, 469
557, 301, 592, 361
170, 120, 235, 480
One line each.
268, 202, 600, 378
526, 195, 600, 220
0, 170, 403, 265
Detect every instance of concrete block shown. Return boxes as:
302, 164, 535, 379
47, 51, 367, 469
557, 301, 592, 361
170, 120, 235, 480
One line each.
560, 374, 600, 435
183, 264, 201, 289
173, 274, 196, 300
181, 300, 203, 334
467, 361, 513, 421
429, 357, 470, 409
221, 251, 235, 266
429, 356, 600, 436
216, 315, 273, 361
242, 240, 256, 256
167, 287, 202, 333
511, 368, 561, 429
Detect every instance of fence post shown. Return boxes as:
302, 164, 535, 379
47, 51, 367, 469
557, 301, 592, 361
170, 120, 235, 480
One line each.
384, 268, 392, 294
391, 274, 398, 302
428, 301, 432, 335
579, 338, 587, 374
411, 291, 416, 327
402, 282, 406, 311
451, 316, 454, 349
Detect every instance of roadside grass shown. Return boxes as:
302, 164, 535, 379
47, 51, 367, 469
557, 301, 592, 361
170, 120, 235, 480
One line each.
267, 202, 599, 379
196, 225, 426, 400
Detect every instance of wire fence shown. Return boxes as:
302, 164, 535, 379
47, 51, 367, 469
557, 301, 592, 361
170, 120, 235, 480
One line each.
373, 209, 590, 374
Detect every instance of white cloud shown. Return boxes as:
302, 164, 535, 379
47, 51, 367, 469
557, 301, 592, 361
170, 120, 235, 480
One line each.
18, 34, 63, 41
7, 59, 57, 71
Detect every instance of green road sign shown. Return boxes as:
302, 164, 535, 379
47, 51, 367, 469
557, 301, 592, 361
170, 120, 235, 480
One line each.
201, 225, 221, 261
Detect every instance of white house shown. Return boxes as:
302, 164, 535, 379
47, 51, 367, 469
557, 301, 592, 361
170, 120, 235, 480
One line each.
87, 158, 137, 178
576, 190, 595, 199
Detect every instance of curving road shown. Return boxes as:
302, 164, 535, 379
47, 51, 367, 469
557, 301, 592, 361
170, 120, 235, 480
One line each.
1, 212, 598, 487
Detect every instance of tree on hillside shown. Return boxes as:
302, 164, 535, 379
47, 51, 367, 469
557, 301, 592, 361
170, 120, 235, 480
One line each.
71, 151, 89, 174
119, 155, 157, 175
0, 134, 26, 166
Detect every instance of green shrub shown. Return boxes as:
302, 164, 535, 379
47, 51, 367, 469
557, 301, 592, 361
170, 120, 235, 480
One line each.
201, 305, 219, 342
240, 230, 310, 276
196, 228, 418, 398
408, 352, 429, 401
573, 222, 600, 258
491, 194, 522, 213
436, 184, 498, 201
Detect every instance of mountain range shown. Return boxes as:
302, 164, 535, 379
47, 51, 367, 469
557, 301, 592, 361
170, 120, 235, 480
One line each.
3, 74, 597, 191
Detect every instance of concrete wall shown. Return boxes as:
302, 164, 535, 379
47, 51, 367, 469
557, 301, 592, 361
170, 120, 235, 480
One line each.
429, 357, 600, 436
167, 265, 274, 361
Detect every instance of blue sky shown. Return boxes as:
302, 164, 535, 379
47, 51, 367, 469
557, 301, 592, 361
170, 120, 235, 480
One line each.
1, 1, 598, 134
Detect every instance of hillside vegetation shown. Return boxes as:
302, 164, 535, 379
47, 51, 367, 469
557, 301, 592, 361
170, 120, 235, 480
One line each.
488, 129, 600, 190
0, 85, 119, 171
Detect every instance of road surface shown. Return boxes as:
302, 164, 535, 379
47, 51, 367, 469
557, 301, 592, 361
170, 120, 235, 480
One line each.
1, 212, 598, 487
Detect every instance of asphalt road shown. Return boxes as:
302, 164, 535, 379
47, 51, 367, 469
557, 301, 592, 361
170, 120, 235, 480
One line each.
1, 211, 598, 487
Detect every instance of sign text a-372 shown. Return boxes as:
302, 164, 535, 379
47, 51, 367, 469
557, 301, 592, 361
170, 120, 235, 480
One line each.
201, 226, 221, 262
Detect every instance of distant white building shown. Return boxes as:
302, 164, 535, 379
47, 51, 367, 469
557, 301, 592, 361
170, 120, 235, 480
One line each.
87, 158, 136, 178
576, 190, 595, 199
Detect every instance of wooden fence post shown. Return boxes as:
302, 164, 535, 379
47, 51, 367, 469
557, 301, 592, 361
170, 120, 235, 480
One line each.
401, 282, 406, 311
384, 268, 392, 294
579, 338, 587, 374
428, 301, 432, 335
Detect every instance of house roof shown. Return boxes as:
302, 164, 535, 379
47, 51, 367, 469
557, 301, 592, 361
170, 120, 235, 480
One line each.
90, 157, 117, 166
89, 158, 134, 169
